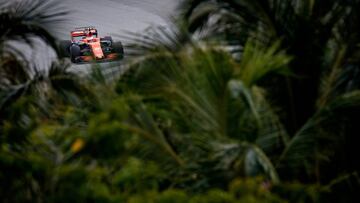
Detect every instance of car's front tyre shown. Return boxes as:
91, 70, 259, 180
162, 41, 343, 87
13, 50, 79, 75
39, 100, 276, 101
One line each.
70, 44, 81, 63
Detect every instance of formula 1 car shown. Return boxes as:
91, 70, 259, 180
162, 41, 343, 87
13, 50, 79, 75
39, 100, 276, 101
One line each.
59, 26, 124, 63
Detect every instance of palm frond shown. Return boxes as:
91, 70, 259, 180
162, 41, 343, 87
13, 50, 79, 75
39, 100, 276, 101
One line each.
0, 52, 30, 87
0, 59, 95, 122
116, 40, 292, 188
120, 21, 192, 58
211, 141, 279, 183
237, 40, 292, 87
278, 91, 360, 181
0, 0, 67, 53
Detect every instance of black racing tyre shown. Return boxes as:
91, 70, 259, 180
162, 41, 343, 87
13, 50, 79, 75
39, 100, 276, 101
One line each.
112, 41, 124, 59
58, 40, 72, 58
70, 44, 81, 63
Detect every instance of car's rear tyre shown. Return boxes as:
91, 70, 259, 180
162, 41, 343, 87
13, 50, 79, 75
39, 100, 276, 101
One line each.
70, 44, 81, 63
58, 40, 72, 58
112, 41, 124, 59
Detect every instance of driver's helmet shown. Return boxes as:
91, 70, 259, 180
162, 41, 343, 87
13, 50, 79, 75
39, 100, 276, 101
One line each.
85, 29, 92, 37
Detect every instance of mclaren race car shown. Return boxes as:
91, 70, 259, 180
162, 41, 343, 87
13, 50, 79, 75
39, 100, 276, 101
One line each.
59, 26, 124, 63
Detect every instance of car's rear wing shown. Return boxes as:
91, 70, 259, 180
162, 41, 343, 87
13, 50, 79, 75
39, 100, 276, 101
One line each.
74, 26, 96, 30
71, 26, 98, 39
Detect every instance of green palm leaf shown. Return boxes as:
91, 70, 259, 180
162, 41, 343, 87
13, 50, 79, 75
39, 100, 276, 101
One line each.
0, 0, 66, 53
278, 91, 360, 181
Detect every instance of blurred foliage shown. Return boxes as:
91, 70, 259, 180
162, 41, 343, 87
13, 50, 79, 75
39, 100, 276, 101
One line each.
1, 0, 360, 202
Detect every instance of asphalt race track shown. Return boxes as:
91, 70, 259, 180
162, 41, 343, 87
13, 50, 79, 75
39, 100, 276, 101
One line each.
58, 0, 177, 40
38, 0, 178, 75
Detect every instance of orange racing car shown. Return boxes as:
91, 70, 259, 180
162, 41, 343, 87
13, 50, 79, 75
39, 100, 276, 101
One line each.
59, 26, 124, 63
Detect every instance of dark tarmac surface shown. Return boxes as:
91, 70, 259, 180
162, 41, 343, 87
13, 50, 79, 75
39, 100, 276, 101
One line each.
58, 0, 177, 40
35, 0, 178, 75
